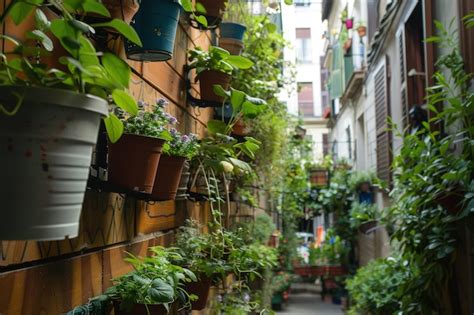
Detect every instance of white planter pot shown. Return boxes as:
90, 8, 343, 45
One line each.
0, 86, 108, 240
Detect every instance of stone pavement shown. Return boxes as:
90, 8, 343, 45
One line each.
275, 292, 343, 315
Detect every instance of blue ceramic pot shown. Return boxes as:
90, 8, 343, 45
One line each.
126, 0, 181, 62
220, 22, 247, 41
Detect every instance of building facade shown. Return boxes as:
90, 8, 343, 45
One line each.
280, 0, 329, 161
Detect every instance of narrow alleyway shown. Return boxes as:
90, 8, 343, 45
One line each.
276, 292, 343, 315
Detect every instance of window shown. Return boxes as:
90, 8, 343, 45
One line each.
296, 28, 312, 63
298, 82, 314, 117
322, 133, 329, 156
295, 0, 311, 6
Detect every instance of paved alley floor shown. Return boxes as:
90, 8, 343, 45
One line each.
276, 292, 343, 315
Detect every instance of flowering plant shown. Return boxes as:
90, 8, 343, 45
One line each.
150, 99, 200, 159
163, 129, 200, 159
119, 100, 171, 140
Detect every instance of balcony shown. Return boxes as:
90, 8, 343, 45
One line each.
340, 51, 366, 104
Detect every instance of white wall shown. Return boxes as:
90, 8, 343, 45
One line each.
280, 2, 324, 117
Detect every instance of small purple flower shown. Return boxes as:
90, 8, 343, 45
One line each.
137, 100, 146, 108
181, 135, 190, 142
169, 116, 178, 125
156, 98, 167, 108
170, 128, 178, 136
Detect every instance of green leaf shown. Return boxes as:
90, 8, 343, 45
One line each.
212, 84, 230, 98
179, 0, 193, 12
102, 53, 130, 88
228, 157, 252, 172
78, 36, 100, 67
207, 120, 228, 135
50, 20, 79, 54
112, 89, 138, 115
93, 19, 142, 46
71, 19, 95, 34
27, 30, 53, 51
195, 2, 207, 14
149, 279, 175, 303
83, 0, 111, 17
225, 55, 254, 69
104, 114, 124, 143
265, 23, 277, 33
34, 9, 50, 30
230, 88, 245, 112
9, 0, 44, 25
195, 15, 208, 27
284, 0, 293, 4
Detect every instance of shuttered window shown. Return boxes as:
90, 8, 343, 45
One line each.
398, 32, 409, 127
460, 0, 474, 75
374, 58, 392, 184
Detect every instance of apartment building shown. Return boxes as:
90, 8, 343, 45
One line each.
280, 0, 329, 161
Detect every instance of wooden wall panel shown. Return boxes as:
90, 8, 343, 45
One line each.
0, 5, 215, 314
0, 252, 102, 315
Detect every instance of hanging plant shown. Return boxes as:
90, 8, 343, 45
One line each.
0, 0, 141, 241
187, 46, 253, 103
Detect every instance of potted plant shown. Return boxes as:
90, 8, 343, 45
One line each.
151, 103, 200, 200
349, 202, 378, 234
0, 0, 141, 240
106, 246, 197, 314
174, 221, 229, 310
187, 46, 253, 103
189, 87, 264, 199
219, 22, 247, 55
194, 0, 228, 29
108, 102, 172, 194
356, 21, 367, 37
125, 0, 207, 61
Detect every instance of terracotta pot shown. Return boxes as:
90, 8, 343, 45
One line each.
232, 118, 250, 136
357, 25, 367, 37
323, 295, 333, 303
151, 155, 186, 201
184, 277, 212, 310
359, 220, 378, 234
102, 0, 140, 24
175, 161, 191, 200
219, 38, 244, 55
108, 134, 165, 193
112, 300, 168, 315
198, 0, 228, 26
198, 70, 232, 103
310, 169, 329, 187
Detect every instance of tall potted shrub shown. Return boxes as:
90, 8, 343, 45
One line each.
151, 104, 200, 200
108, 102, 171, 193
0, 0, 141, 240
188, 46, 253, 103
